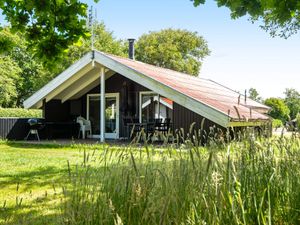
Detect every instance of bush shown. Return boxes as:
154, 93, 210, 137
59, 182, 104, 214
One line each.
272, 119, 283, 129
264, 97, 290, 122
0, 107, 42, 118
296, 113, 300, 130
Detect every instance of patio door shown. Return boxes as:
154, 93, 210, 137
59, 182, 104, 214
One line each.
87, 93, 119, 139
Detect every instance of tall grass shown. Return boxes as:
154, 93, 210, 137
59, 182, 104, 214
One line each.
61, 130, 300, 225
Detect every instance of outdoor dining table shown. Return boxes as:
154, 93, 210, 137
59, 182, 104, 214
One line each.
126, 121, 173, 139
126, 122, 149, 138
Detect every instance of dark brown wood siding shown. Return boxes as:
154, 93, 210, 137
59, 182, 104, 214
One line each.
172, 102, 225, 139
40, 73, 226, 139
44, 100, 71, 122
78, 73, 149, 137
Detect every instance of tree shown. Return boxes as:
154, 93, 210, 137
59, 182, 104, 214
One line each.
191, 0, 300, 38
0, 0, 98, 60
62, 22, 127, 68
0, 24, 126, 107
0, 27, 52, 106
248, 88, 262, 102
296, 113, 300, 130
284, 88, 300, 120
135, 28, 210, 76
264, 97, 290, 122
0, 55, 21, 107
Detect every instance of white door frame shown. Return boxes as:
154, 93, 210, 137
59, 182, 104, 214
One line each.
87, 93, 120, 139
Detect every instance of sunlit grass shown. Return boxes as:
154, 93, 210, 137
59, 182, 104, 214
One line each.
0, 142, 99, 225
0, 132, 300, 225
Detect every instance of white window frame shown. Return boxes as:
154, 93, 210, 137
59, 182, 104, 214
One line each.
87, 93, 120, 139
139, 91, 160, 123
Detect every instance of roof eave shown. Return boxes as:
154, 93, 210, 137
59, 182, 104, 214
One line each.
94, 51, 231, 128
24, 52, 93, 109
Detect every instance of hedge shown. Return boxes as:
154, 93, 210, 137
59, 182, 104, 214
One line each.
0, 108, 42, 118
272, 119, 283, 129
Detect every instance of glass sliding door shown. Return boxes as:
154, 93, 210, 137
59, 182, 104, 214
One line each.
87, 93, 119, 139
105, 96, 117, 138
88, 95, 101, 136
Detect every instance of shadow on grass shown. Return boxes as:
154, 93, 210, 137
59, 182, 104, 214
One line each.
0, 166, 73, 225
5, 141, 66, 149
0, 166, 70, 191
0, 193, 64, 225
5, 140, 132, 150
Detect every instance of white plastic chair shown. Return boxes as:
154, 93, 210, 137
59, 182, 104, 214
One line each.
76, 116, 92, 139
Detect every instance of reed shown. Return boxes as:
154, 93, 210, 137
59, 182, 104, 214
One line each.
61, 130, 300, 225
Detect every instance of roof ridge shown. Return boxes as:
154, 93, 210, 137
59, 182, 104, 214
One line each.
96, 50, 211, 81
207, 79, 269, 109
94, 50, 269, 120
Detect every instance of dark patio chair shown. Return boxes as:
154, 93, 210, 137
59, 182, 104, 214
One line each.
123, 117, 133, 138
132, 118, 140, 123
164, 118, 172, 131
146, 118, 155, 135
155, 118, 164, 131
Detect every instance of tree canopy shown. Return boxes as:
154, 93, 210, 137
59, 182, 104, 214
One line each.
191, 0, 300, 38
0, 24, 126, 107
264, 97, 290, 122
0, 0, 98, 60
0, 27, 53, 106
135, 28, 210, 76
248, 88, 262, 102
284, 88, 300, 120
63, 22, 127, 67
0, 55, 20, 107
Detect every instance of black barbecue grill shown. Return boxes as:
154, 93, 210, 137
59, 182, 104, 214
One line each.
25, 118, 45, 141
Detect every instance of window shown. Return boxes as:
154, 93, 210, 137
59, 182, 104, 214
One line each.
139, 92, 173, 123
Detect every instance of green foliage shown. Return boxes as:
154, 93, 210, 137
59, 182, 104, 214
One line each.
264, 97, 290, 122
61, 22, 127, 70
0, 28, 53, 106
0, 56, 20, 107
135, 28, 210, 76
0, 27, 18, 52
284, 88, 300, 120
191, 0, 300, 38
0, 107, 42, 118
0, 0, 98, 60
2, 134, 300, 224
248, 87, 262, 102
0, 24, 125, 107
272, 118, 283, 129
296, 113, 300, 130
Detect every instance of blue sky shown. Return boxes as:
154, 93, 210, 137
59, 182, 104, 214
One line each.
2, 0, 299, 99
84, 0, 300, 99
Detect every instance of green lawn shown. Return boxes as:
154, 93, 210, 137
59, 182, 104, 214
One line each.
0, 135, 300, 225
0, 141, 104, 225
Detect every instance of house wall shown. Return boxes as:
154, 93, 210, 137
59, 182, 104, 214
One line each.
42, 73, 223, 139
44, 100, 71, 122
45, 73, 149, 138
173, 103, 225, 140
82, 73, 149, 137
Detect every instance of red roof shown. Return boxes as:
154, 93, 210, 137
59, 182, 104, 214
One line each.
105, 53, 269, 121
161, 97, 173, 106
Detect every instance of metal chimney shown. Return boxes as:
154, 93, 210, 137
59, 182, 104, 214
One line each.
128, 38, 135, 60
